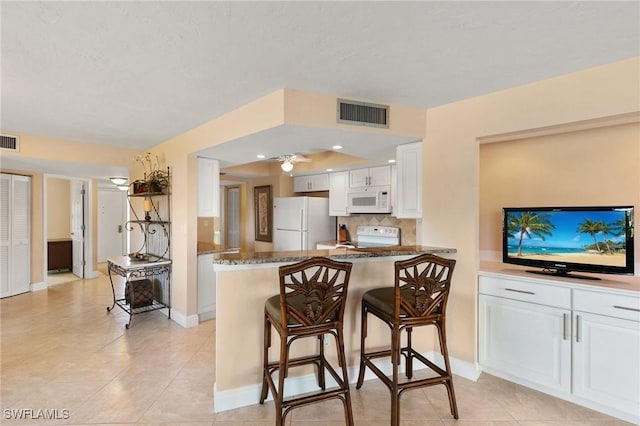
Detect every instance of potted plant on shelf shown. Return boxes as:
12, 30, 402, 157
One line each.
133, 152, 169, 194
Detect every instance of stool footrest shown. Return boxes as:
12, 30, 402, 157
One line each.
265, 356, 347, 390
402, 347, 448, 377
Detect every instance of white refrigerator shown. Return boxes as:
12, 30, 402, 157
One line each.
273, 197, 336, 251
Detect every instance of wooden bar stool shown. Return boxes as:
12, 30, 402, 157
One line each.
355, 253, 458, 425
259, 257, 354, 426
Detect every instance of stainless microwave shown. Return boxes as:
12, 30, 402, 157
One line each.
347, 186, 392, 214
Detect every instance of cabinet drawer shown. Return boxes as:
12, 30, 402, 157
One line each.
479, 275, 571, 309
573, 289, 640, 322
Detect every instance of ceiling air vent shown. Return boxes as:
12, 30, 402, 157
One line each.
337, 99, 389, 128
0, 134, 19, 152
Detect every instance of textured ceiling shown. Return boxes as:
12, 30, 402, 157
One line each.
1, 1, 639, 155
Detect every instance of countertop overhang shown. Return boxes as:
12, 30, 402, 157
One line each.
197, 242, 240, 255
212, 245, 456, 265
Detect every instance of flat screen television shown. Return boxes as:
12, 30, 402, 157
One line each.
503, 206, 635, 280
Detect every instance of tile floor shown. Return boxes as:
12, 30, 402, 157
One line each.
0, 271, 633, 425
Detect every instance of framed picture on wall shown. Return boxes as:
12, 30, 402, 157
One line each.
254, 185, 272, 242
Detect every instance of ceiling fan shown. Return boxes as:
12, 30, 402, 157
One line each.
270, 154, 311, 172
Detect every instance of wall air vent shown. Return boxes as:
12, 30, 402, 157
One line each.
0, 134, 19, 152
337, 99, 389, 128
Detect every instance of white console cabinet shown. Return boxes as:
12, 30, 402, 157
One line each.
479, 270, 640, 424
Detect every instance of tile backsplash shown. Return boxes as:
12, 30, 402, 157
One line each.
337, 215, 417, 245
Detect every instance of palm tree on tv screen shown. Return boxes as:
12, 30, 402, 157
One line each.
507, 212, 555, 256
576, 218, 606, 254
609, 217, 627, 237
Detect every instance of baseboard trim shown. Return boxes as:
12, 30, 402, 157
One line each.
198, 310, 216, 322
213, 352, 478, 413
85, 269, 100, 279
168, 309, 199, 328
30, 281, 47, 291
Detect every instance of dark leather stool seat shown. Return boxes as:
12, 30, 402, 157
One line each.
356, 253, 459, 425
260, 257, 354, 426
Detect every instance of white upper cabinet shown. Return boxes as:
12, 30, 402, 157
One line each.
328, 171, 349, 216
349, 165, 391, 188
393, 141, 422, 219
294, 173, 329, 192
198, 157, 220, 217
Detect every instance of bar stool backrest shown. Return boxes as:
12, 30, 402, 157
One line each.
394, 254, 456, 318
279, 256, 353, 327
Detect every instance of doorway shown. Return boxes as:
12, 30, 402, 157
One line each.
224, 186, 240, 247
45, 176, 96, 286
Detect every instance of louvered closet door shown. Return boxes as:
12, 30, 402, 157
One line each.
0, 173, 31, 298
11, 176, 31, 295
0, 174, 11, 297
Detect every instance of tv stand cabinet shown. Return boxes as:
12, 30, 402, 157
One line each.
479, 265, 640, 424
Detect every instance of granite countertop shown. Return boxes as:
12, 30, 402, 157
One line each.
197, 241, 240, 255
212, 245, 457, 265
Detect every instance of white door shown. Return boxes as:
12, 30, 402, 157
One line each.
71, 180, 85, 278
479, 294, 571, 393
573, 312, 640, 416
394, 142, 422, 219
368, 165, 391, 186
11, 176, 30, 295
97, 188, 126, 262
329, 171, 348, 216
0, 173, 31, 298
0, 174, 9, 296
349, 168, 369, 188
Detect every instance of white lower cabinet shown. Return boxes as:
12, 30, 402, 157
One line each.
198, 254, 216, 321
479, 294, 571, 392
479, 273, 640, 424
572, 289, 640, 418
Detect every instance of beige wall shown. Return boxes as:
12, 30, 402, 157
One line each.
4, 57, 639, 339
422, 57, 640, 365
46, 178, 71, 239
1, 133, 139, 285
480, 123, 640, 261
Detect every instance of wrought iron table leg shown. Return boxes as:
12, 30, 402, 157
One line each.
106, 262, 117, 313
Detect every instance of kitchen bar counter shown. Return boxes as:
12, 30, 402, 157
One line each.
212, 245, 456, 413
197, 241, 240, 255
212, 245, 456, 265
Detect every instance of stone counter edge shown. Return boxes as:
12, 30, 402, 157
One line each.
212, 246, 457, 265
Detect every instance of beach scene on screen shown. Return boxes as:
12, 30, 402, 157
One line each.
506, 210, 630, 267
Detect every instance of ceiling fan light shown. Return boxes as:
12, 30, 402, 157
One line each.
116, 184, 130, 191
110, 177, 128, 185
281, 161, 294, 172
